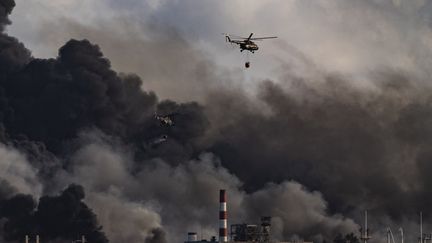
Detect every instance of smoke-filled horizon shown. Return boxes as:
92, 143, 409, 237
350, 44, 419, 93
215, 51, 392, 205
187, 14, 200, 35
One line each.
1, 0, 432, 243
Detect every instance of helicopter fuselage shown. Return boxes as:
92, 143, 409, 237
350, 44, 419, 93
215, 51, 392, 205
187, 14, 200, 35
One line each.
240, 41, 259, 52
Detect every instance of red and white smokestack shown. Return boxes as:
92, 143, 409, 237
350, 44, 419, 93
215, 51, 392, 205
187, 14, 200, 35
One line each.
219, 189, 228, 243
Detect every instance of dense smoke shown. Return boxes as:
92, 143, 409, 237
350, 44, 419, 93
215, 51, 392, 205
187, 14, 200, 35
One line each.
1, 0, 432, 243
205, 71, 432, 219
0, 184, 108, 243
0, 0, 13, 31
58, 136, 357, 242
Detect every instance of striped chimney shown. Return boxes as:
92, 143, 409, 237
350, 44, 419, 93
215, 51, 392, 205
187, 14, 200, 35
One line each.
219, 189, 228, 243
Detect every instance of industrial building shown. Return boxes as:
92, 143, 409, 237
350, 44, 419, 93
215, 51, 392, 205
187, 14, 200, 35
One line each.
184, 189, 312, 243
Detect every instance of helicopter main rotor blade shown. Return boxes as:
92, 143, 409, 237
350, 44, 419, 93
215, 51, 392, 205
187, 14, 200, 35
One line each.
223, 34, 249, 39
249, 36, 278, 40
246, 33, 254, 41
222, 33, 277, 41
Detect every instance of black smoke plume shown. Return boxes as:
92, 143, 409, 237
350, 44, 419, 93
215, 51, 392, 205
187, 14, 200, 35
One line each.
0, 0, 198, 242
0, 184, 107, 243
0, 0, 207, 162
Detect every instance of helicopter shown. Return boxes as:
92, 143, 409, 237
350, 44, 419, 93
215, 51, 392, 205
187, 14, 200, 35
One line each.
223, 33, 277, 68
224, 33, 277, 53
154, 112, 181, 127
155, 114, 174, 126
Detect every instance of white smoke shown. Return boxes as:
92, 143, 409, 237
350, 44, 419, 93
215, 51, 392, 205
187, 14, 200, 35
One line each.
0, 143, 42, 197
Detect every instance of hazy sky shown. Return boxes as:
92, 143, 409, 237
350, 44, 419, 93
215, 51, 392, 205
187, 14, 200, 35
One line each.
7, 0, 432, 101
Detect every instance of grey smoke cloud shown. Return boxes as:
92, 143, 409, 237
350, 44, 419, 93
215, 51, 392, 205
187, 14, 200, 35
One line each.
51, 133, 359, 242
88, 192, 163, 243
204, 67, 432, 228
245, 182, 358, 242
0, 144, 42, 197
